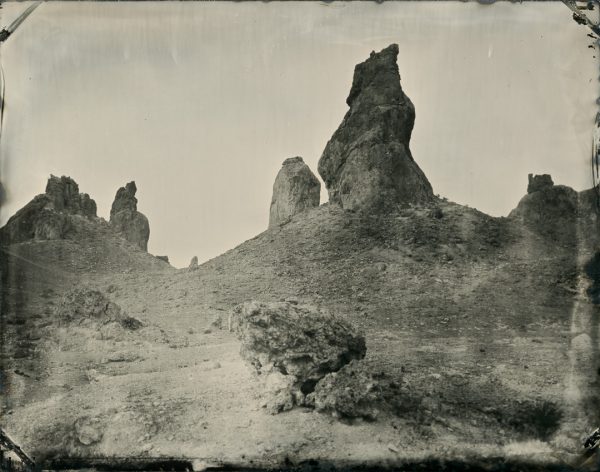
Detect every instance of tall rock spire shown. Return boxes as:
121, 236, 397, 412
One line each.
109, 181, 150, 251
318, 44, 433, 212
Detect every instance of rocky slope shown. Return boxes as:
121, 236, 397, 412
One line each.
0, 45, 598, 470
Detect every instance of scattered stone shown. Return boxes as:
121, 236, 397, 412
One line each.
269, 157, 320, 227
74, 416, 103, 446
109, 181, 150, 251
387, 443, 399, 453
188, 256, 199, 271
527, 174, 554, 194
231, 300, 366, 409
318, 44, 433, 212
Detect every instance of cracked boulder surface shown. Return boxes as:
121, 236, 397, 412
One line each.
231, 300, 366, 411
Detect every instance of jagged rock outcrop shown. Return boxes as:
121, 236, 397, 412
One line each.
231, 300, 366, 413
527, 174, 554, 194
109, 182, 150, 251
188, 256, 199, 271
269, 157, 320, 227
45, 175, 97, 217
318, 44, 433, 212
509, 174, 577, 244
54, 288, 142, 330
0, 175, 97, 245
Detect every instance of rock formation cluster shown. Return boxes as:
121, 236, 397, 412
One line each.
109, 181, 150, 251
0, 175, 97, 244
269, 157, 320, 228
318, 44, 434, 212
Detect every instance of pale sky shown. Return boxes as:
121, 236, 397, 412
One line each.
0, 1, 597, 267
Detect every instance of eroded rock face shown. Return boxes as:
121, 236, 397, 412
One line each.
527, 174, 554, 194
0, 175, 97, 244
509, 175, 577, 244
45, 175, 97, 217
231, 300, 366, 412
109, 182, 150, 251
318, 44, 433, 212
306, 360, 385, 420
269, 157, 320, 227
54, 288, 142, 330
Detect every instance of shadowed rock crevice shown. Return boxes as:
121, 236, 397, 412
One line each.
318, 44, 434, 212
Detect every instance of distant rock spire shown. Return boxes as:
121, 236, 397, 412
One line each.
269, 157, 320, 228
109, 181, 149, 251
318, 44, 433, 212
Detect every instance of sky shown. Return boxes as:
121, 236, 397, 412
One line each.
0, 1, 597, 268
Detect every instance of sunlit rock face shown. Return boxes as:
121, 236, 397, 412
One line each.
269, 157, 320, 228
318, 44, 433, 213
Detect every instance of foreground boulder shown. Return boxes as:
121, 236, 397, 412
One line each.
231, 301, 366, 412
509, 174, 577, 244
318, 44, 433, 212
269, 157, 320, 227
306, 360, 398, 421
0, 175, 97, 244
109, 181, 150, 251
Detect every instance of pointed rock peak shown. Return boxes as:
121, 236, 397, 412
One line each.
111, 181, 138, 217
318, 45, 433, 212
269, 156, 320, 228
282, 156, 306, 166
347, 43, 401, 107
110, 181, 149, 251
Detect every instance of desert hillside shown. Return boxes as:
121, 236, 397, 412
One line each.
1, 45, 599, 471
